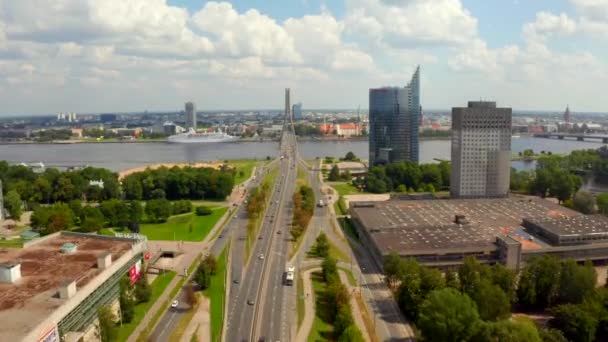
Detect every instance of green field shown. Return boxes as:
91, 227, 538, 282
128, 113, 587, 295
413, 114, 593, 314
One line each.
140, 207, 227, 241
307, 238, 351, 264
308, 272, 334, 342
116, 271, 176, 341
330, 182, 364, 197
229, 159, 259, 185
204, 244, 229, 342
0, 240, 24, 248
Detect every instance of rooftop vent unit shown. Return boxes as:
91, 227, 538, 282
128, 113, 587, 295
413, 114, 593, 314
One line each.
97, 251, 112, 270
454, 215, 469, 225
58, 280, 77, 299
0, 262, 21, 283
60, 242, 77, 254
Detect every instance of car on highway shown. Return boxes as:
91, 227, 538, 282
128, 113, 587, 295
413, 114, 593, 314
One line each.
277, 230, 282, 234
171, 300, 179, 308
258, 254, 265, 260
247, 299, 255, 305
233, 278, 240, 284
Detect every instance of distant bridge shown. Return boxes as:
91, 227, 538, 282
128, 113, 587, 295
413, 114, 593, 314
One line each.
534, 133, 608, 143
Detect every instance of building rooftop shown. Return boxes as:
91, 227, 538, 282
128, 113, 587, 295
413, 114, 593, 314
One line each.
0, 232, 135, 340
524, 215, 608, 239
351, 196, 579, 255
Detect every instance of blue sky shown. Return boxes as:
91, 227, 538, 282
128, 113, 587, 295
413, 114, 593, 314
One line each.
0, 0, 606, 115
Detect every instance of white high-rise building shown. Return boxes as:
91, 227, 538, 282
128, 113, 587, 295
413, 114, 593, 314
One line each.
450, 101, 512, 198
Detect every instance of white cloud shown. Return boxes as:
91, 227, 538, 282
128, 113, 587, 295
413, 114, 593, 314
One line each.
344, 0, 478, 47
192, 2, 300, 64
523, 12, 577, 42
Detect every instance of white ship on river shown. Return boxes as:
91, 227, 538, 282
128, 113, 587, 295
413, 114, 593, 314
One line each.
167, 128, 239, 144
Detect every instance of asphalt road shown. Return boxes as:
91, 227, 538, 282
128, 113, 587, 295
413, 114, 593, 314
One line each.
226, 131, 295, 342
150, 161, 269, 342
255, 132, 298, 341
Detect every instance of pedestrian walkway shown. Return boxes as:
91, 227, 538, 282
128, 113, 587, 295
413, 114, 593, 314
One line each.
180, 297, 210, 342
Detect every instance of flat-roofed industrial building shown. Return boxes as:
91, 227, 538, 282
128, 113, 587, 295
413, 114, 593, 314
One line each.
0, 231, 147, 342
350, 196, 608, 270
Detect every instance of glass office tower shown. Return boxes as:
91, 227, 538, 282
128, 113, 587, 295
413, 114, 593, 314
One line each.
369, 66, 420, 166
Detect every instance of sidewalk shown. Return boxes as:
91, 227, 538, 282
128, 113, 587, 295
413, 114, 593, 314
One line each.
295, 268, 317, 342
179, 297, 210, 342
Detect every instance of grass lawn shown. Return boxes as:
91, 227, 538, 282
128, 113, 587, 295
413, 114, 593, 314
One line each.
204, 244, 229, 342
307, 237, 350, 264
0, 239, 24, 248
116, 271, 176, 341
330, 182, 365, 197
140, 207, 227, 241
229, 159, 259, 185
308, 272, 334, 342
297, 275, 305, 329
333, 196, 347, 216
98, 228, 116, 236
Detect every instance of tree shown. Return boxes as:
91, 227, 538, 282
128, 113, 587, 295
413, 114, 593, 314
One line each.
550, 171, 581, 203
334, 304, 354, 337
196, 206, 212, 216
383, 252, 404, 288
445, 269, 460, 289
185, 284, 198, 306
597, 193, 608, 214
328, 164, 341, 181
458, 256, 482, 296
523, 149, 535, 159
4, 190, 22, 220
490, 264, 517, 302
539, 328, 568, 342
418, 288, 480, 342
100, 199, 130, 227
573, 191, 596, 214
550, 304, 598, 342
194, 266, 211, 290
315, 233, 330, 258
97, 305, 117, 342
344, 151, 357, 161
80, 206, 105, 232
517, 255, 561, 309
145, 198, 172, 223
471, 280, 511, 321
202, 254, 217, 275
322, 255, 338, 283
475, 319, 542, 342
134, 273, 151, 303
420, 267, 445, 297
338, 325, 365, 342
119, 276, 135, 323
558, 259, 596, 304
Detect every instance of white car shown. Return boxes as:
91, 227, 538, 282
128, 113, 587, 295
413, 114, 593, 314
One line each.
171, 300, 179, 308
258, 254, 265, 260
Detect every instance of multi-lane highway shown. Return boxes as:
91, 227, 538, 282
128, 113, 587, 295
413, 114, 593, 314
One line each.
150, 161, 269, 341
226, 129, 297, 342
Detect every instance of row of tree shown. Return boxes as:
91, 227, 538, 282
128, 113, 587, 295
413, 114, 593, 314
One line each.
30, 199, 195, 235
122, 165, 234, 201
321, 255, 365, 341
291, 185, 315, 240
194, 254, 218, 290
384, 254, 603, 341
363, 161, 451, 193
0, 162, 121, 206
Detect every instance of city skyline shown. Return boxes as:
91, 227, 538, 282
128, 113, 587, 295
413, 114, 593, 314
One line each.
0, 1, 608, 115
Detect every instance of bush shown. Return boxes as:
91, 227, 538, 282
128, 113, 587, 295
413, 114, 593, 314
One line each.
172, 200, 193, 215
195, 206, 213, 216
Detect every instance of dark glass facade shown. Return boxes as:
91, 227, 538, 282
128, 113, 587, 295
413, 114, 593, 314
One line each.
369, 66, 420, 166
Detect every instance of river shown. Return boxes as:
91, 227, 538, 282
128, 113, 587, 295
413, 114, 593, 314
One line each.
0, 137, 603, 171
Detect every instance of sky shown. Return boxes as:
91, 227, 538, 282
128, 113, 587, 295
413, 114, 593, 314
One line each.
0, 0, 607, 115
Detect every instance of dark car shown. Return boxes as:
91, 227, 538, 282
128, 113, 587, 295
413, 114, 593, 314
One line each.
247, 299, 255, 305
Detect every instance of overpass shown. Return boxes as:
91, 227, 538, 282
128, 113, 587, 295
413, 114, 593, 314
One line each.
534, 132, 608, 143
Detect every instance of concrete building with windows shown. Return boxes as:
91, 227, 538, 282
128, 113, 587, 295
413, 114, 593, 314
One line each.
450, 101, 512, 198
185, 101, 197, 130
0, 231, 147, 341
350, 196, 608, 271
368, 66, 421, 166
